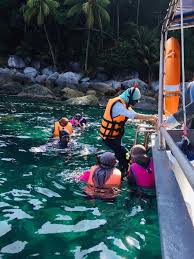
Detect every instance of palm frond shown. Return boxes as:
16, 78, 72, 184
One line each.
97, 5, 110, 23
67, 3, 82, 17
64, 0, 80, 6
46, 0, 60, 10
96, 0, 110, 8
26, 0, 37, 8
43, 2, 50, 16
24, 7, 37, 23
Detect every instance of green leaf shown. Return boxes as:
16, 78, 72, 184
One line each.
64, 0, 80, 6
97, 5, 110, 23
67, 3, 82, 17
37, 7, 44, 25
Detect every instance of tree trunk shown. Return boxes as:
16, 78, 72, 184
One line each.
85, 29, 91, 74
43, 23, 57, 68
116, 1, 120, 40
112, 0, 115, 34
98, 13, 103, 49
136, 0, 140, 25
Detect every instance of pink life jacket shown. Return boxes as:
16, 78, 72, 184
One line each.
129, 158, 155, 188
70, 118, 83, 127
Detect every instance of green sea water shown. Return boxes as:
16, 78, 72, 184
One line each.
0, 96, 161, 258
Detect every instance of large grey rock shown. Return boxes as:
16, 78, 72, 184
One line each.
12, 72, 31, 84
107, 80, 121, 91
0, 68, 14, 83
35, 75, 47, 83
18, 84, 55, 99
135, 95, 157, 111
80, 77, 90, 83
8, 55, 25, 69
79, 82, 90, 92
64, 95, 99, 106
56, 72, 81, 88
0, 82, 23, 95
88, 82, 116, 96
94, 72, 109, 82
42, 67, 56, 76
62, 87, 84, 100
24, 67, 38, 78
86, 90, 96, 96
47, 72, 59, 82
121, 78, 147, 93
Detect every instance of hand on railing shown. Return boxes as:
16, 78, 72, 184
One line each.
149, 114, 158, 126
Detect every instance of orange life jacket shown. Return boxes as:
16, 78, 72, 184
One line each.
100, 97, 128, 140
84, 165, 121, 199
53, 121, 73, 137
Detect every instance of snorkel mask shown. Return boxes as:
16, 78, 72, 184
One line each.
59, 129, 70, 148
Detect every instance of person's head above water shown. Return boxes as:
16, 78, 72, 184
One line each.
59, 129, 70, 147
97, 152, 117, 168
93, 152, 117, 187
59, 117, 69, 127
119, 85, 141, 108
130, 144, 148, 163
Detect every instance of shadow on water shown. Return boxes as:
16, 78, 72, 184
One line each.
0, 96, 161, 258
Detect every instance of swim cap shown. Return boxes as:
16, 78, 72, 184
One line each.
119, 87, 141, 104
130, 144, 148, 159
98, 152, 117, 168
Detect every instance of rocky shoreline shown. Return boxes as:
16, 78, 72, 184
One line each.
0, 55, 159, 110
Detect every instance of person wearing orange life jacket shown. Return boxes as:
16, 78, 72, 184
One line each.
53, 117, 73, 138
128, 145, 155, 189
99, 84, 157, 177
80, 152, 121, 200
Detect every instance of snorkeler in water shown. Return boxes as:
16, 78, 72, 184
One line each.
70, 113, 87, 128
30, 129, 73, 153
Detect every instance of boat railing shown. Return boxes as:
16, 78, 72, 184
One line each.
160, 128, 194, 189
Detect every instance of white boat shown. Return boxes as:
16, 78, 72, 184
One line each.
153, 0, 194, 258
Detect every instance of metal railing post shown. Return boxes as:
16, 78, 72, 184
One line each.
158, 31, 165, 149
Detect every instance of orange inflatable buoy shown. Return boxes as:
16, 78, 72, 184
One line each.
164, 37, 180, 116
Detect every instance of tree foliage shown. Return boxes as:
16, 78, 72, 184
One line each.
0, 0, 181, 82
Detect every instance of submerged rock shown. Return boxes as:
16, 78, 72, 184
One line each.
18, 84, 55, 99
63, 95, 99, 106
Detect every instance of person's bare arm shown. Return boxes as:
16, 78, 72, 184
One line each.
134, 113, 157, 123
